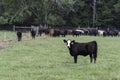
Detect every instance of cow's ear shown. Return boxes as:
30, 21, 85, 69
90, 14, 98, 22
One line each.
63, 39, 67, 43
72, 40, 75, 43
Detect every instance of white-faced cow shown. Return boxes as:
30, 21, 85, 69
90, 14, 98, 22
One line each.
63, 39, 97, 63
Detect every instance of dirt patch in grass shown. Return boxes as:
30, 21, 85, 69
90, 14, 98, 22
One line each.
0, 38, 17, 49
0, 42, 8, 49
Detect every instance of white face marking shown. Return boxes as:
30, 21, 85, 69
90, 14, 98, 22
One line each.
67, 40, 71, 48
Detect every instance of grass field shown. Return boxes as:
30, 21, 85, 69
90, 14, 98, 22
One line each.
0, 31, 120, 80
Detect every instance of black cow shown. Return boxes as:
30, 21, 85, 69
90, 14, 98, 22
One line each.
87, 28, 98, 36
60, 29, 67, 37
31, 30, 36, 39
63, 39, 97, 63
109, 30, 119, 36
53, 29, 60, 37
39, 28, 49, 36
38, 29, 43, 36
17, 31, 22, 41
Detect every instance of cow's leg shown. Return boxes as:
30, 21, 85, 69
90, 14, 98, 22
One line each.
94, 57, 96, 63
93, 53, 97, 63
19, 37, 21, 41
34, 36, 35, 39
18, 37, 21, 41
40, 33, 41, 36
74, 56, 77, 63
89, 54, 93, 63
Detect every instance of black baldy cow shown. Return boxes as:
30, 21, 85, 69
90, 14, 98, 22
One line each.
63, 39, 97, 63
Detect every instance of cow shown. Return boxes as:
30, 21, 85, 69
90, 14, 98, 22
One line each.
52, 29, 60, 37
72, 30, 81, 37
49, 28, 54, 37
82, 29, 89, 35
75, 29, 84, 35
112, 30, 119, 36
98, 30, 105, 36
17, 31, 22, 41
87, 28, 98, 36
39, 28, 49, 36
38, 29, 44, 36
31, 30, 36, 39
67, 29, 73, 35
63, 39, 97, 63
49, 28, 60, 37
60, 29, 67, 37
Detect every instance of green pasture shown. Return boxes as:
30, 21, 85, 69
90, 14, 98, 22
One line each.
0, 31, 120, 80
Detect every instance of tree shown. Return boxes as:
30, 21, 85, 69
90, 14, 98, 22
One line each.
0, 0, 120, 28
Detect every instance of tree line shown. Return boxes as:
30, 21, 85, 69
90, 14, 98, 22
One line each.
0, 0, 120, 28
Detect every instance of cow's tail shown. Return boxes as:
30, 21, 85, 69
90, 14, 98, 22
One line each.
94, 41, 97, 58
92, 41, 97, 63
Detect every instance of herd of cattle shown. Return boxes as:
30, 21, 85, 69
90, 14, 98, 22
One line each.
17, 28, 120, 41
38, 28, 120, 37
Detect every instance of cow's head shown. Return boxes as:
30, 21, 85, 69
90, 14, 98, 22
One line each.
63, 39, 75, 48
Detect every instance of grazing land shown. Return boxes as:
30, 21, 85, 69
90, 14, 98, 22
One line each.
0, 31, 120, 80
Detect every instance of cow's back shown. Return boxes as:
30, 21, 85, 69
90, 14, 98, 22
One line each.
87, 41, 97, 53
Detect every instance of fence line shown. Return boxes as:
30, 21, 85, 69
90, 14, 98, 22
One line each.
13, 25, 40, 32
